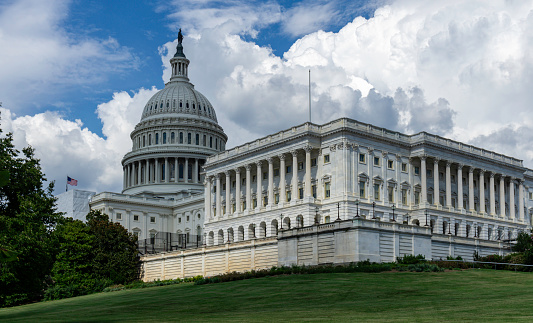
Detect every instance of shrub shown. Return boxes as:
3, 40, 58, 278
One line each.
397, 254, 426, 265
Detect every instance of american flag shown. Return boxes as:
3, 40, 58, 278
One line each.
67, 176, 78, 186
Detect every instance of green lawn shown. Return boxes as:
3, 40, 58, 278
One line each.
1, 270, 532, 322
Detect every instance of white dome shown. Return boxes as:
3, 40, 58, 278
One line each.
141, 81, 218, 123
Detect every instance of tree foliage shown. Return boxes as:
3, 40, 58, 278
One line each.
0, 130, 62, 307
47, 210, 140, 300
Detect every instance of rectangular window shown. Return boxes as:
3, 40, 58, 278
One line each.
451, 175, 456, 183
242, 201, 246, 210
253, 199, 257, 208
474, 180, 477, 188
439, 172, 444, 180
133, 215, 139, 221
463, 177, 467, 185
374, 184, 380, 201
388, 187, 393, 203
196, 134, 200, 145
263, 196, 268, 206
275, 194, 279, 204
529, 192, 533, 200
209, 136, 212, 148
286, 165, 292, 174
427, 169, 432, 176
359, 181, 365, 198
150, 216, 156, 223
178, 218, 182, 223
222, 183, 226, 191
401, 189, 407, 205
452, 198, 456, 208
242, 178, 246, 185
311, 158, 317, 167
325, 182, 331, 198
299, 188, 304, 199
415, 192, 420, 204
203, 135, 206, 146
232, 181, 236, 188
359, 153, 366, 163
287, 190, 291, 202
312, 185, 317, 198
374, 156, 380, 166
414, 166, 420, 175
387, 160, 394, 169
298, 162, 304, 171
274, 168, 280, 177
116, 213, 122, 220
324, 154, 330, 163
187, 133, 191, 144
401, 163, 407, 172
263, 172, 267, 180
252, 175, 256, 182
186, 216, 190, 222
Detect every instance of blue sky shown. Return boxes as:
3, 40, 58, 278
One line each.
1, 0, 533, 194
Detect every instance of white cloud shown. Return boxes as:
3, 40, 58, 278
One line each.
0, 87, 157, 194
0, 0, 137, 113
281, 2, 341, 37
160, 0, 533, 168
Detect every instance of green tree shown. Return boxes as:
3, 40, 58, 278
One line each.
0, 131, 62, 307
47, 210, 139, 300
86, 210, 139, 284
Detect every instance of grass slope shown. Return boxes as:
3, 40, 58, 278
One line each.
1, 270, 533, 322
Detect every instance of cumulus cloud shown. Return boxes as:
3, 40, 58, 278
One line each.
0, 87, 157, 194
0, 0, 137, 113
159, 0, 533, 168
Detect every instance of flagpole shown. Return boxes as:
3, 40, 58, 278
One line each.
66, 175, 68, 192
308, 69, 311, 123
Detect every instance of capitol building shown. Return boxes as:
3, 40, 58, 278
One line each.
88, 34, 533, 280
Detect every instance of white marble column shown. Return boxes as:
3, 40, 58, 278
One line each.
225, 171, 231, 215
489, 172, 495, 215
205, 176, 212, 219
500, 175, 505, 217
174, 158, 179, 183
510, 178, 515, 220
153, 160, 158, 184
446, 161, 452, 207
421, 156, 427, 205
235, 168, 241, 213
164, 157, 169, 183
267, 157, 274, 207
245, 164, 252, 212
304, 146, 312, 198
130, 163, 135, 187
123, 166, 127, 188
184, 158, 189, 183
519, 180, 524, 221
256, 161, 263, 210
194, 158, 198, 183
479, 170, 485, 213
215, 174, 221, 217
137, 161, 142, 185
145, 160, 149, 183
433, 158, 439, 206
457, 164, 463, 210
291, 150, 298, 202
279, 154, 287, 204
469, 168, 474, 211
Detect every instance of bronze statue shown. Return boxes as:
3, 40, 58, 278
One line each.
178, 28, 183, 44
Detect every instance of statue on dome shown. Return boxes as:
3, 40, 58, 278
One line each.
178, 29, 183, 44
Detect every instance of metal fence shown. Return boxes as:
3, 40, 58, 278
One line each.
138, 232, 203, 255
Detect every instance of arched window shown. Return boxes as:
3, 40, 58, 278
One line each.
187, 133, 191, 144
160, 102, 163, 109
195, 134, 199, 145
192, 103, 195, 109
148, 134, 152, 145
162, 132, 167, 144
179, 101, 183, 108
143, 135, 146, 147
179, 132, 183, 144
155, 133, 159, 144
203, 135, 206, 146
171, 132, 175, 143
186, 102, 189, 109
210, 136, 213, 148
